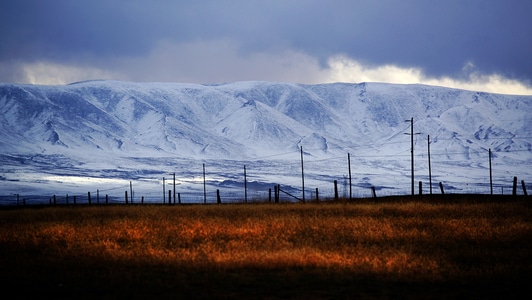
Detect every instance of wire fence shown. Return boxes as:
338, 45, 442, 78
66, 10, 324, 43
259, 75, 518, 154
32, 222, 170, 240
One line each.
1, 176, 529, 206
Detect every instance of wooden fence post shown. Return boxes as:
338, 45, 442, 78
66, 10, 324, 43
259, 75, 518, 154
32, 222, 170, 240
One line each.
74, 196, 77, 205
269, 188, 271, 203
371, 186, 376, 198
125, 191, 128, 204
66, 194, 69, 205
217, 189, 221, 204
141, 196, 144, 204
419, 181, 422, 195
88, 192, 91, 205
169, 190, 172, 205
334, 180, 339, 200
106, 194, 109, 204
513, 177, 518, 196
316, 188, 319, 202
522, 180, 528, 196
439, 182, 445, 194
178, 193, 181, 204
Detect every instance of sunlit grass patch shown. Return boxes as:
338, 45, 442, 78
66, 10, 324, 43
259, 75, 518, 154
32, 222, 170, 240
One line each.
0, 198, 531, 298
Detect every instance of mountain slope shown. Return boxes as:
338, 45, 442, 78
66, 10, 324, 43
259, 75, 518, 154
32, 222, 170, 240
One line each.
0, 80, 530, 197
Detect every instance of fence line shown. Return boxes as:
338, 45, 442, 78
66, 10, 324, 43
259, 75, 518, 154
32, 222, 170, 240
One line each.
1, 177, 529, 206
1, 149, 530, 206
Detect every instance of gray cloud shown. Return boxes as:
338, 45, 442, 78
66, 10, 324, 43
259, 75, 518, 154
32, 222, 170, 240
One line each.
1, 0, 530, 87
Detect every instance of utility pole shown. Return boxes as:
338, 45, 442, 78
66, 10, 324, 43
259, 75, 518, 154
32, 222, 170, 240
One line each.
348, 152, 352, 200
489, 148, 493, 195
300, 146, 305, 202
404, 118, 420, 196
244, 165, 248, 203
427, 135, 433, 195
203, 163, 206, 204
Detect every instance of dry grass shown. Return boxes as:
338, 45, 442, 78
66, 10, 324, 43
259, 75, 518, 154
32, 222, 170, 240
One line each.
0, 197, 531, 299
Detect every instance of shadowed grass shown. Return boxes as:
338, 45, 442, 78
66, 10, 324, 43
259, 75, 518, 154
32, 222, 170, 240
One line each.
0, 196, 531, 299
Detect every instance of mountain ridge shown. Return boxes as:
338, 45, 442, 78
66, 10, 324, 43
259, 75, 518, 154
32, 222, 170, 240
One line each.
1, 80, 530, 197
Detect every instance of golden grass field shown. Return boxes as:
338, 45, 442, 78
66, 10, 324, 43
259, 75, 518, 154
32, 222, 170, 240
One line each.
0, 195, 531, 299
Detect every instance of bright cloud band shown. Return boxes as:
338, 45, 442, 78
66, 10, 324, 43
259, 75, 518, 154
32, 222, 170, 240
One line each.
12, 40, 532, 96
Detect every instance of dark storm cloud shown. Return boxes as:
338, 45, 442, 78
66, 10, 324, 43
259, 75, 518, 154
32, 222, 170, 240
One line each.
0, 0, 531, 84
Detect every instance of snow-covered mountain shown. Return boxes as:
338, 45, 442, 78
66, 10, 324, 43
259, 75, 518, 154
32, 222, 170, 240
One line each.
1, 80, 531, 202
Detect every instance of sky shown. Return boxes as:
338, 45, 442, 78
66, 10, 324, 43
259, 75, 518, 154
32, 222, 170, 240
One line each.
1, 0, 531, 95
